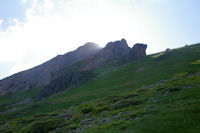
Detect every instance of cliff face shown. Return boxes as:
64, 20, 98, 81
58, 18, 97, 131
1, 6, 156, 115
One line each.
122, 43, 147, 63
82, 39, 131, 70
0, 39, 147, 97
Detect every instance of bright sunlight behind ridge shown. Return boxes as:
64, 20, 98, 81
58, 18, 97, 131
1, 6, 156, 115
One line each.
0, 0, 200, 79
0, 1, 200, 132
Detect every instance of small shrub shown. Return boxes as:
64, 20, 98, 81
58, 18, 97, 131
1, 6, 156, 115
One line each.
114, 99, 141, 109
92, 105, 109, 114
21, 118, 62, 133
64, 123, 79, 130
81, 107, 93, 114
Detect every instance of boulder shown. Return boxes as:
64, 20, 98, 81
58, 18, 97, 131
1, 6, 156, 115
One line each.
155, 48, 171, 61
131, 43, 147, 59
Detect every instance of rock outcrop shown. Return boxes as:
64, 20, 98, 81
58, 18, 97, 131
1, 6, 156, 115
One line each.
155, 48, 171, 61
82, 39, 131, 70
131, 43, 147, 59
35, 70, 94, 100
120, 43, 147, 63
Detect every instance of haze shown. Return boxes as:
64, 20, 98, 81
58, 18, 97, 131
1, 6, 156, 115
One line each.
0, 0, 200, 79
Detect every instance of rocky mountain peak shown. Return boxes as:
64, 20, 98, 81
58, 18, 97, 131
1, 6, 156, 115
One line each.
81, 39, 131, 71
76, 42, 100, 52
124, 43, 147, 60
0, 39, 147, 96
132, 43, 147, 50
103, 39, 130, 56
105, 39, 129, 49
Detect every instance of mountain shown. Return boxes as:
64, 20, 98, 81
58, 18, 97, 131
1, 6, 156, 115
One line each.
0, 39, 147, 99
35, 39, 147, 99
0, 41, 200, 133
0, 42, 101, 95
81, 39, 147, 70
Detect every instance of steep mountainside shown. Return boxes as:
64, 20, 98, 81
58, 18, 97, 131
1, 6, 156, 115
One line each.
0, 42, 199, 133
0, 42, 101, 95
0, 39, 147, 99
36, 39, 147, 99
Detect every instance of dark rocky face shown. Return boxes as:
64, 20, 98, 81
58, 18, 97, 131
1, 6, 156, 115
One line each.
82, 39, 131, 70
104, 39, 130, 56
131, 43, 147, 59
119, 43, 147, 64
35, 70, 94, 100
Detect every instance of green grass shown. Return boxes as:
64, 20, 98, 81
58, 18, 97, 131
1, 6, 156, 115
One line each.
0, 73, 200, 133
40, 43, 200, 111
0, 87, 42, 112
192, 59, 200, 64
0, 43, 200, 132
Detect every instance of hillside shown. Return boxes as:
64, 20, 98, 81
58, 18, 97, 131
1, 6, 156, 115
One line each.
0, 42, 200, 132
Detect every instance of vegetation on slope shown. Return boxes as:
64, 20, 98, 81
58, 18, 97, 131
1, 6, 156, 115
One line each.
1, 73, 200, 133
0, 43, 200, 132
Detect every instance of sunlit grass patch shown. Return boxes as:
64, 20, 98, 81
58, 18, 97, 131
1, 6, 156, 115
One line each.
191, 59, 200, 64
151, 52, 165, 58
173, 72, 188, 78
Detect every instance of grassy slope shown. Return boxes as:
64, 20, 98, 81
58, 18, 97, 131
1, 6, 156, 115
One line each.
0, 44, 200, 132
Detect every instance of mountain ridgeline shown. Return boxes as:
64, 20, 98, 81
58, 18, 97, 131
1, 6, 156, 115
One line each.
0, 41, 200, 133
0, 39, 147, 99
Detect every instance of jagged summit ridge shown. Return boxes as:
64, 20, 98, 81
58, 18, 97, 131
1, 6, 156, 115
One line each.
0, 39, 147, 96
105, 39, 128, 48
104, 39, 130, 56
82, 39, 131, 70
125, 43, 147, 61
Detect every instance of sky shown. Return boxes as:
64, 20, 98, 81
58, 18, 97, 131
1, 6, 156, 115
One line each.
0, 0, 200, 80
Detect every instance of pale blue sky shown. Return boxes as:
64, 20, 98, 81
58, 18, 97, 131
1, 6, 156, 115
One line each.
0, 0, 200, 79
0, 0, 26, 29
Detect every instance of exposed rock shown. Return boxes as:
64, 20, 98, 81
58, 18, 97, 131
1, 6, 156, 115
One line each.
35, 70, 94, 100
134, 67, 145, 72
6, 98, 33, 109
0, 39, 148, 100
0, 42, 101, 95
155, 48, 171, 61
104, 39, 130, 56
130, 43, 147, 59
120, 43, 147, 63
182, 86, 192, 89
164, 87, 183, 96
80, 118, 94, 125
164, 90, 170, 96
82, 39, 131, 70
166, 87, 182, 93
97, 117, 112, 125
113, 112, 123, 118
